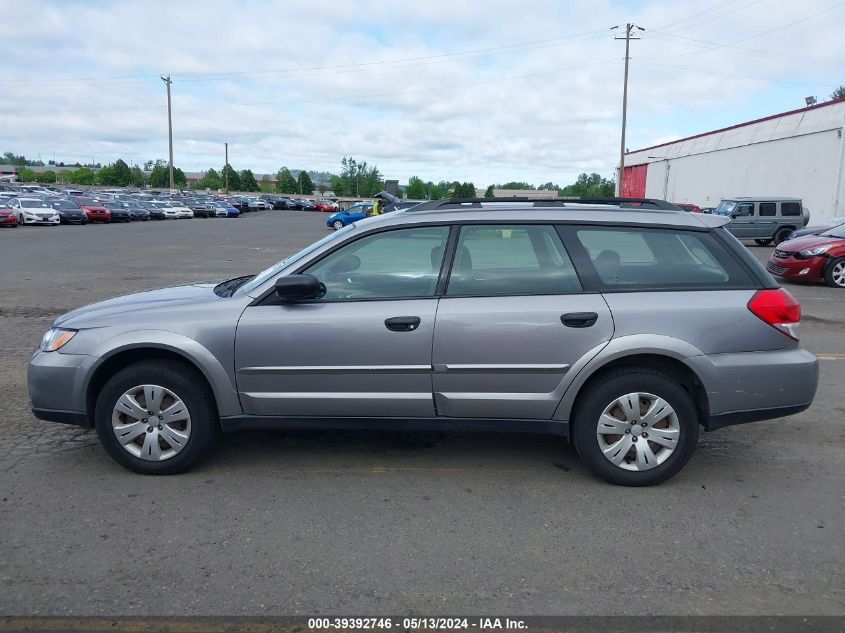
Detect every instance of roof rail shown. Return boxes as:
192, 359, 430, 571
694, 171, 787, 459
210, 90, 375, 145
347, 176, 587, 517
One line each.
405, 197, 683, 212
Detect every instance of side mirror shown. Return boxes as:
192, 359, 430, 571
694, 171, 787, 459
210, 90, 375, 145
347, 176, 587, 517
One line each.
274, 274, 323, 302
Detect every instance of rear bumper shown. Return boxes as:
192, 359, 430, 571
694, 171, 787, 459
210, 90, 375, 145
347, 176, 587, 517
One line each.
686, 347, 819, 430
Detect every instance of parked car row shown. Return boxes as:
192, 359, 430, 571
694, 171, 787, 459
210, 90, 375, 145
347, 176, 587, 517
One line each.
258, 194, 341, 212
0, 189, 248, 227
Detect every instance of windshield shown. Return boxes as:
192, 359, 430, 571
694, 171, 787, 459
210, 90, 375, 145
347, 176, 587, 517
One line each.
233, 224, 356, 296
820, 225, 845, 239
714, 200, 737, 216
21, 200, 48, 208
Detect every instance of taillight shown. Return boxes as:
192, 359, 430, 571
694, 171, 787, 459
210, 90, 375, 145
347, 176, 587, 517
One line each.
747, 288, 801, 340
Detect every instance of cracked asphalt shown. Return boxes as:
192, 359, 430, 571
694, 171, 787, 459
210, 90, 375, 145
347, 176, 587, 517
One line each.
0, 211, 843, 616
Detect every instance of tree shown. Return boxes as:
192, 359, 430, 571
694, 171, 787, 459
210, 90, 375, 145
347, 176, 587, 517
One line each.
405, 176, 427, 199
832, 85, 845, 101
221, 164, 241, 191
260, 174, 273, 193
428, 181, 447, 200
130, 165, 145, 187
36, 170, 56, 184
333, 157, 383, 197
499, 181, 534, 190
275, 167, 298, 194
240, 169, 259, 192
484, 184, 495, 198
298, 170, 315, 195
560, 172, 615, 197
17, 167, 36, 182
68, 167, 96, 185
146, 162, 185, 188
194, 168, 222, 190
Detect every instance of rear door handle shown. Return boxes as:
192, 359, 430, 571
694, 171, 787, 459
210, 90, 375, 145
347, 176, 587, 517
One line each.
561, 312, 598, 328
385, 316, 421, 332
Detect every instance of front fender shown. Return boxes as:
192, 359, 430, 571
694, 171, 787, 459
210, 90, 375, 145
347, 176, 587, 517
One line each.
86, 329, 242, 418
552, 334, 705, 421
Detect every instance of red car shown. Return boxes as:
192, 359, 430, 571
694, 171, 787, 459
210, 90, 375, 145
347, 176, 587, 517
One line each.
675, 203, 702, 213
0, 206, 19, 227
74, 196, 111, 223
313, 200, 338, 212
766, 224, 845, 288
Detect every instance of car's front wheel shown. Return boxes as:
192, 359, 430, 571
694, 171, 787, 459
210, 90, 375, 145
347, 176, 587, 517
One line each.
754, 238, 772, 246
332, 220, 344, 230
824, 257, 845, 288
773, 228, 793, 245
94, 360, 218, 475
572, 368, 699, 486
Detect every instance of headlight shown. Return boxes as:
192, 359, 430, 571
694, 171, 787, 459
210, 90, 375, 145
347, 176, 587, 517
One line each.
798, 245, 831, 257
41, 328, 78, 352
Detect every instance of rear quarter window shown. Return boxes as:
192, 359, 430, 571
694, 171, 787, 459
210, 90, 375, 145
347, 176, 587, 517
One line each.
571, 226, 755, 289
781, 202, 801, 217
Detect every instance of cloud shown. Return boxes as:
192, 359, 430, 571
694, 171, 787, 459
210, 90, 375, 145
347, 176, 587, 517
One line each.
0, 0, 843, 185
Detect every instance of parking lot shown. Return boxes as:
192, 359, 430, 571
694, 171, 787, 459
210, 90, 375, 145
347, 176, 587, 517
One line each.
0, 210, 843, 616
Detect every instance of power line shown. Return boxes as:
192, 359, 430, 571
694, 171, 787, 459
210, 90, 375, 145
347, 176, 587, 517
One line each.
651, 0, 741, 31
0, 27, 611, 86
639, 60, 837, 87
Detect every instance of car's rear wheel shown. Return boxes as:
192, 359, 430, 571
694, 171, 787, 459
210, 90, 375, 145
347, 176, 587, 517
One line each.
754, 239, 772, 246
333, 220, 344, 230
773, 228, 793, 245
94, 360, 218, 475
824, 257, 845, 288
572, 368, 699, 486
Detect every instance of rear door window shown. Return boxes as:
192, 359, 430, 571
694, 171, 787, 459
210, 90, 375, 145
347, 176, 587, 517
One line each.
759, 202, 776, 216
446, 225, 582, 296
572, 227, 754, 289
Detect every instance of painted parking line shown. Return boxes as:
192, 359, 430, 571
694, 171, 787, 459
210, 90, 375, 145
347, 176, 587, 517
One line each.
816, 354, 845, 360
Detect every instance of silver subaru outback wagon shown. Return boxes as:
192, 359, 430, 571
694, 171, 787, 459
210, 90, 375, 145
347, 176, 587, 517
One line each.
28, 198, 819, 486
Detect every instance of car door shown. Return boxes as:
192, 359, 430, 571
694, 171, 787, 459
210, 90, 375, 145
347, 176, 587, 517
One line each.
730, 202, 756, 237
431, 224, 613, 420
235, 225, 451, 418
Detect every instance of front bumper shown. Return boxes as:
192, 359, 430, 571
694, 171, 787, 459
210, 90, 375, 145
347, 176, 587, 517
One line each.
766, 253, 826, 282
28, 350, 98, 427
686, 347, 819, 430
22, 215, 60, 225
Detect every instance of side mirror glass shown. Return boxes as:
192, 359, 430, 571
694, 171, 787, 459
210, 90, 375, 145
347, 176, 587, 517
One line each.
274, 274, 323, 302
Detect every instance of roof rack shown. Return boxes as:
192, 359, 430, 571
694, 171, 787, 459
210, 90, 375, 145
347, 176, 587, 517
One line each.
405, 196, 683, 212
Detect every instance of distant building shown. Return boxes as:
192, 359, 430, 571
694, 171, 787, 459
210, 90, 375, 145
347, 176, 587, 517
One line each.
623, 99, 845, 222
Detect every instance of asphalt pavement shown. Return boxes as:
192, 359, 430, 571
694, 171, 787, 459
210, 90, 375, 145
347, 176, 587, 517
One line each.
0, 212, 842, 616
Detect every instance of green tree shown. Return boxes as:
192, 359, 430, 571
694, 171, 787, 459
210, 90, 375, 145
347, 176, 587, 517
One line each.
96, 164, 116, 186
259, 174, 273, 193
298, 170, 315, 195
17, 167, 36, 182
275, 167, 298, 194
832, 85, 845, 101
113, 159, 131, 186
560, 172, 615, 197
221, 164, 241, 191
130, 165, 145, 187
334, 157, 383, 197
405, 176, 427, 199
484, 184, 495, 198
147, 164, 169, 188
240, 169, 259, 192
68, 167, 96, 185
194, 168, 222, 190
173, 167, 187, 188
428, 181, 447, 200
36, 170, 57, 184
499, 181, 534, 190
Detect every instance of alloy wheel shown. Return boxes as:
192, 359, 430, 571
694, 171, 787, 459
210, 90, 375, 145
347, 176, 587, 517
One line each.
111, 384, 192, 461
832, 261, 845, 287
596, 392, 680, 471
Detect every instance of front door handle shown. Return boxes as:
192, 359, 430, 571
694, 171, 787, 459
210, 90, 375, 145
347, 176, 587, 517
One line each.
561, 312, 598, 328
385, 316, 421, 332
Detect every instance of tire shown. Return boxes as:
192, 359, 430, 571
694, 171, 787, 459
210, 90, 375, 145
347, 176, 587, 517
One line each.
332, 220, 344, 230
754, 239, 772, 246
773, 228, 793, 245
571, 368, 699, 486
94, 359, 218, 475
824, 257, 845, 288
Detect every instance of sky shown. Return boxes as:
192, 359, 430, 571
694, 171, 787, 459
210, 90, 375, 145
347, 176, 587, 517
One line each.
1, 0, 843, 186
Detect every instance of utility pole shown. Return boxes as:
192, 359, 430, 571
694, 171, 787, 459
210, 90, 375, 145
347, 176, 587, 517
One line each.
224, 142, 229, 194
161, 75, 174, 190
613, 23, 643, 196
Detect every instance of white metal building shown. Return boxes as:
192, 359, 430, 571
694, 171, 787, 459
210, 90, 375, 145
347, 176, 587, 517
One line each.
623, 99, 845, 223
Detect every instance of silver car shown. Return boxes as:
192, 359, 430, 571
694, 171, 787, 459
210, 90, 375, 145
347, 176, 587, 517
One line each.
28, 199, 819, 485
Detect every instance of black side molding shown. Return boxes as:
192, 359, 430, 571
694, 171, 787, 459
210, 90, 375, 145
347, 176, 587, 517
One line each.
705, 403, 811, 432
